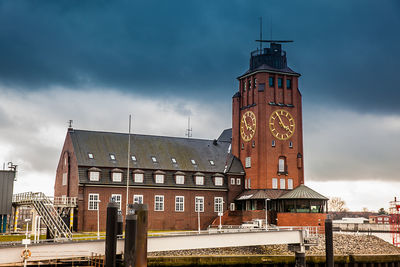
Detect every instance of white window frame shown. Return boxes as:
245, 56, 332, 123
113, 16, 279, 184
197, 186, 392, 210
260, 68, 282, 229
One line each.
214, 197, 223, 213
236, 178, 241, 185
175, 175, 185, 185
278, 158, 285, 173
155, 174, 164, 184
230, 203, 236, 211
175, 196, 184, 212
134, 173, 144, 183
230, 178, 235, 185
112, 172, 122, 182
111, 194, 122, 210
195, 196, 204, 212
154, 195, 164, 211
195, 175, 204, 185
245, 157, 251, 168
280, 179, 286, 189
110, 154, 116, 161
88, 153, 94, 159
215, 177, 223, 186
288, 178, 293, 190
272, 140, 276, 147
272, 178, 278, 189
133, 194, 143, 204
62, 173, 67, 186
248, 178, 251, 189
89, 171, 100, 181
88, 193, 99, 210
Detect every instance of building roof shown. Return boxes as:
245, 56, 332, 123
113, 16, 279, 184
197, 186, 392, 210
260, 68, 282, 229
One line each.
238, 64, 300, 79
278, 184, 329, 200
69, 129, 241, 174
236, 189, 290, 200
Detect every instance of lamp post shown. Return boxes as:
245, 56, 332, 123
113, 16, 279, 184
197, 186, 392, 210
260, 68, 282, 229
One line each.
97, 200, 101, 239
265, 198, 270, 231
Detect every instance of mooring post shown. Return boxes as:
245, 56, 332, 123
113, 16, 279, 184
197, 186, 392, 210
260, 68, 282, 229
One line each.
129, 203, 148, 267
124, 207, 137, 267
105, 199, 119, 267
325, 218, 334, 267
295, 251, 306, 267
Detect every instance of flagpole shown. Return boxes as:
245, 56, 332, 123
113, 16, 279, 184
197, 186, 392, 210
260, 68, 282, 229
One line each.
126, 115, 131, 217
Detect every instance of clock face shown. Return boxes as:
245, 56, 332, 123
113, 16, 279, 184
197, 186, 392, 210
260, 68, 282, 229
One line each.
269, 109, 295, 140
240, 111, 256, 142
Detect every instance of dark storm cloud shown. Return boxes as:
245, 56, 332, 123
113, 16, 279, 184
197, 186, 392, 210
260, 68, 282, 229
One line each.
0, 0, 399, 112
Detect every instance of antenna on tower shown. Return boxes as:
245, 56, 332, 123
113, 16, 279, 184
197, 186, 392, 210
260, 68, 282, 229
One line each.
259, 17, 263, 51
185, 117, 192, 138
68, 120, 73, 128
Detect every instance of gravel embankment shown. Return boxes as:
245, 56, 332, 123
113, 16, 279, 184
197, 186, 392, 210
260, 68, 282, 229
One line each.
148, 234, 400, 257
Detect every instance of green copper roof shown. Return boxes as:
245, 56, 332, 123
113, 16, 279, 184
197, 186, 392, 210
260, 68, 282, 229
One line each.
278, 184, 328, 200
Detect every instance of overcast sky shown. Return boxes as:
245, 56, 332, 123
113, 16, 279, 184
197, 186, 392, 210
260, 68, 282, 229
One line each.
0, 0, 399, 212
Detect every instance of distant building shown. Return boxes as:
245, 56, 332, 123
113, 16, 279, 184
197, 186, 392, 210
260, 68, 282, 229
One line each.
334, 217, 369, 224
0, 169, 16, 233
369, 215, 391, 224
54, 42, 328, 232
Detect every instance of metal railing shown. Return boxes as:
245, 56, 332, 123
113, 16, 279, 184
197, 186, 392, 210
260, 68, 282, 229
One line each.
12, 192, 73, 240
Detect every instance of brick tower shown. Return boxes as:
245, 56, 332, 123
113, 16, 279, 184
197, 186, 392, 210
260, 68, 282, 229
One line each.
232, 42, 304, 191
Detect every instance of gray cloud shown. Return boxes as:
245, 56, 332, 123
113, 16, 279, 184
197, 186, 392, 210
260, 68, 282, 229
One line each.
0, 1, 399, 112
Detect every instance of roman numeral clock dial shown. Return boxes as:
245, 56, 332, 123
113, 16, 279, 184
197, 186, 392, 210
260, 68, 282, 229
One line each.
269, 109, 295, 140
240, 111, 256, 142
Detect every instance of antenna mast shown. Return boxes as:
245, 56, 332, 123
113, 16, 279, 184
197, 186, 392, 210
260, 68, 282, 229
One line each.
68, 120, 73, 128
185, 117, 192, 138
259, 17, 263, 51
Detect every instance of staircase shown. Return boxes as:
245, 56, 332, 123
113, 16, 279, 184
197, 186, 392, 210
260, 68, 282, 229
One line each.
13, 192, 73, 240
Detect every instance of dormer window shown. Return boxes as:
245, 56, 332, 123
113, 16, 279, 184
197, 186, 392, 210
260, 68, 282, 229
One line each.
191, 159, 196, 165
131, 155, 137, 161
175, 171, 185, 185
112, 168, 123, 182
209, 160, 215, 166
151, 156, 157, 163
110, 154, 116, 161
88, 167, 101, 181
171, 158, 177, 164
154, 171, 165, 184
88, 153, 94, 159
214, 174, 224, 186
133, 170, 144, 183
194, 172, 204, 185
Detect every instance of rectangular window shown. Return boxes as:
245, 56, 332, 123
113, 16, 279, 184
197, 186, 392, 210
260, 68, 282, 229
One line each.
176, 175, 185, 184
131, 155, 137, 161
278, 158, 285, 173
155, 174, 164, 184
88, 193, 99, 210
175, 196, 184, 212
195, 176, 204, 185
230, 178, 235, 185
112, 172, 122, 182
89, 171, 100, 181
209, 160, 215, 166
245, 157, 251, 168
151, 156, 157, 163
269, 77, 274, 87
272, 140, 276, 147
248, 178, 251, 189
245, 179, 247, 189
280, 179, 286, 189
134, 173, 144, 183
215, 177, 223, 186
191, 159, 196, 165
214, 197, 223, 213
289, 141, 293, 148
230, 203, 236, 211
88, 153, 94, 159
154, 195, 164, 211
195, 196, 204, 212
62, 173, 67, 186
111, 194, 122, 210
272, 178, 278, 189
171, 157, 177, 164
258, 83, 265, 92
236, 178, 241, 185
288, 179, 293, 190
286, 79, 292, 89
278, 78, 283, 88
110, 154, 116, 161
133, 194, 143, 204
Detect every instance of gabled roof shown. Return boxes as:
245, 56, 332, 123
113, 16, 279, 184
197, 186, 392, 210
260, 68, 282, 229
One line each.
236, 189, 290, 200
69, 129, 242, 173
278, 184, 328, 200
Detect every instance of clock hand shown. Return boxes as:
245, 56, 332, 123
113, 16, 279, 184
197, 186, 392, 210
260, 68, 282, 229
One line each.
276, 113, 288, 130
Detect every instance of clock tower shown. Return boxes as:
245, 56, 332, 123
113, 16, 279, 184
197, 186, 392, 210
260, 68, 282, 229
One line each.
232, 41, 304, 191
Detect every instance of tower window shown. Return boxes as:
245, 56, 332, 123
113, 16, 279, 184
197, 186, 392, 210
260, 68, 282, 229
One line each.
278, 78, 283, 88
269, 77, 274, 87
245, 157, 251, 168
254, 78, 257, 88
272, 178, 278, 189
241, 143, 244, 149
278, 157, 286, 173
288, 178, 293, 190
280, 178, 286, 189
289, 141, 293, 148
243, 82, 246, 92
272, 140, 276, 147
286, 79, 292, 89
252, 140, 255, 148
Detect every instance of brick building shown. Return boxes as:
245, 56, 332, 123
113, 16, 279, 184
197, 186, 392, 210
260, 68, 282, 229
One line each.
54, 42, 328, 231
